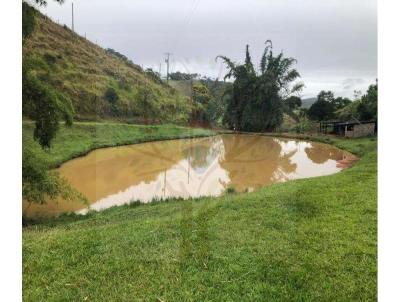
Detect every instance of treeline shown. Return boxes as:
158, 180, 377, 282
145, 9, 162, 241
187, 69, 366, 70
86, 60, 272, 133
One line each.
308, 85, 377, 122
169, 71, 199, 81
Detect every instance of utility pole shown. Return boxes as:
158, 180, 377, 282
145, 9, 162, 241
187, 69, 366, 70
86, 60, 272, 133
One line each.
164, 52, 172, 83
71, 2, 75, 32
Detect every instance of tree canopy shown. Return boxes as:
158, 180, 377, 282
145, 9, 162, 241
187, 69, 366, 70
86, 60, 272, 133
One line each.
308, 90, 352, 121
308, 83, 377, 122
218, 41, 303, 131
307, 99, 335, 121
169, 72, 199, 81
358, 83, 377, 120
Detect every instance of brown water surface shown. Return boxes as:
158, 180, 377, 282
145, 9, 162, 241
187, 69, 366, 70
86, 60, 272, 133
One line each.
23, 134, 356, 217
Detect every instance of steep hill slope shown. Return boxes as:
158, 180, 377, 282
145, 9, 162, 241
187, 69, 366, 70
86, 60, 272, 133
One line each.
23, 9, 191, 123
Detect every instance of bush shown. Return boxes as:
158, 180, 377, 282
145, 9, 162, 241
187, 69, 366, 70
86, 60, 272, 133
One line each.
22, 147, 81, 204
43, 52, 58, 65
104, 87, 119, 104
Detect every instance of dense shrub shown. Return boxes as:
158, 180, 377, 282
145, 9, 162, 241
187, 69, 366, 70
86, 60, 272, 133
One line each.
23, 147, 84, 205
104, 87, 119, 104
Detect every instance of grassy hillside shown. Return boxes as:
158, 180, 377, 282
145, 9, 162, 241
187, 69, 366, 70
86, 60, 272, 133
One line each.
23, 130, 376, 301
23, 8, 191, 123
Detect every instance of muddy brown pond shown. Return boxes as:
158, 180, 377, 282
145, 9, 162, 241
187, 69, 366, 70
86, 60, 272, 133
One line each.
23, 134, 357, 217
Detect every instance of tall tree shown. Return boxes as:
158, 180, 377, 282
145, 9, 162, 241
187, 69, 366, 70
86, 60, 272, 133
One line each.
358, 83, 378, 120
307, 99, 335, 121
218, 41, 303, 131
316, 90, 335, 103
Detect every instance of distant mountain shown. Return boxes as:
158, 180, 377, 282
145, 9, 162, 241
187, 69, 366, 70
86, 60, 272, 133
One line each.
301, 97, 317, 109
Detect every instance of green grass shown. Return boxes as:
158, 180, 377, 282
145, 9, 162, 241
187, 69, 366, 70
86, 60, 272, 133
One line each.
24, 9, 191, 122
23, 122, 215, 168
23, 128, 377, 301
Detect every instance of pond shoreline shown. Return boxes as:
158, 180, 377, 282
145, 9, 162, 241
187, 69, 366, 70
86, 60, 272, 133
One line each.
23, 122, 374, 224
25, 133, 355, 218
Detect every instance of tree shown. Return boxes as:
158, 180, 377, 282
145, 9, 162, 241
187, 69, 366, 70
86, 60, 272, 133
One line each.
23, 56, 74, 148
307, 99, 335, 121
336, 100, 361, 121
284, 96, 302, 111
218, 41, 303, 131
198, 78, 230, 126
191, 83, 211, 122
317, 90, 335, 103
332, 96, 351, 110
335, 82, 378, 122
358, 83, 377, 120
308, 90, 351, 121
169, 72, 199, 81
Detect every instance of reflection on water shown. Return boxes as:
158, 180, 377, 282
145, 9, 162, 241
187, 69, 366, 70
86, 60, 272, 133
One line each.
23, 134, 357, 217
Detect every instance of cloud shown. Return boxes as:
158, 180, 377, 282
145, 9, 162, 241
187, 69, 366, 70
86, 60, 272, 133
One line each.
342, 78, 366, 90
40, 0, 377, 97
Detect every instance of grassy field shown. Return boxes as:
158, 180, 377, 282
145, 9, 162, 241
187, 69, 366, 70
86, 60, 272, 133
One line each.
22, 124, 377, 301
23, 122, 215, 169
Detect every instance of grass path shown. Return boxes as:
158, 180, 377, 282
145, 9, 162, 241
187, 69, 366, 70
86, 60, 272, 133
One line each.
23, 124, 377, 301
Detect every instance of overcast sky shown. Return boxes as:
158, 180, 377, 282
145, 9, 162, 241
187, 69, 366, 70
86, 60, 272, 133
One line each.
38, 0, 377, 98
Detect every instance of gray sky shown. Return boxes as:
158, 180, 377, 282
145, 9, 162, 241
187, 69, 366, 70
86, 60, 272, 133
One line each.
38, 0, 377, 98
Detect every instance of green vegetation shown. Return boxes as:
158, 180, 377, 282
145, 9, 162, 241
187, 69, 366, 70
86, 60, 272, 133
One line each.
23, 136, 377, 301
23, 6, 191, 123
21, 5, 377, 300
169, 71, 199, 81
23, 55, 74, 148
336, 83, 378, 121
308, 90, 350, 121
309, 85, 377, 122
169, 76, 231, 127
218, 41, 304, 132
23, 122, 215, 169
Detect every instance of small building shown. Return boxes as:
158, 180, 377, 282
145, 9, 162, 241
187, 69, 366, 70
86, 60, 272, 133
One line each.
320, 119, 377, 138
